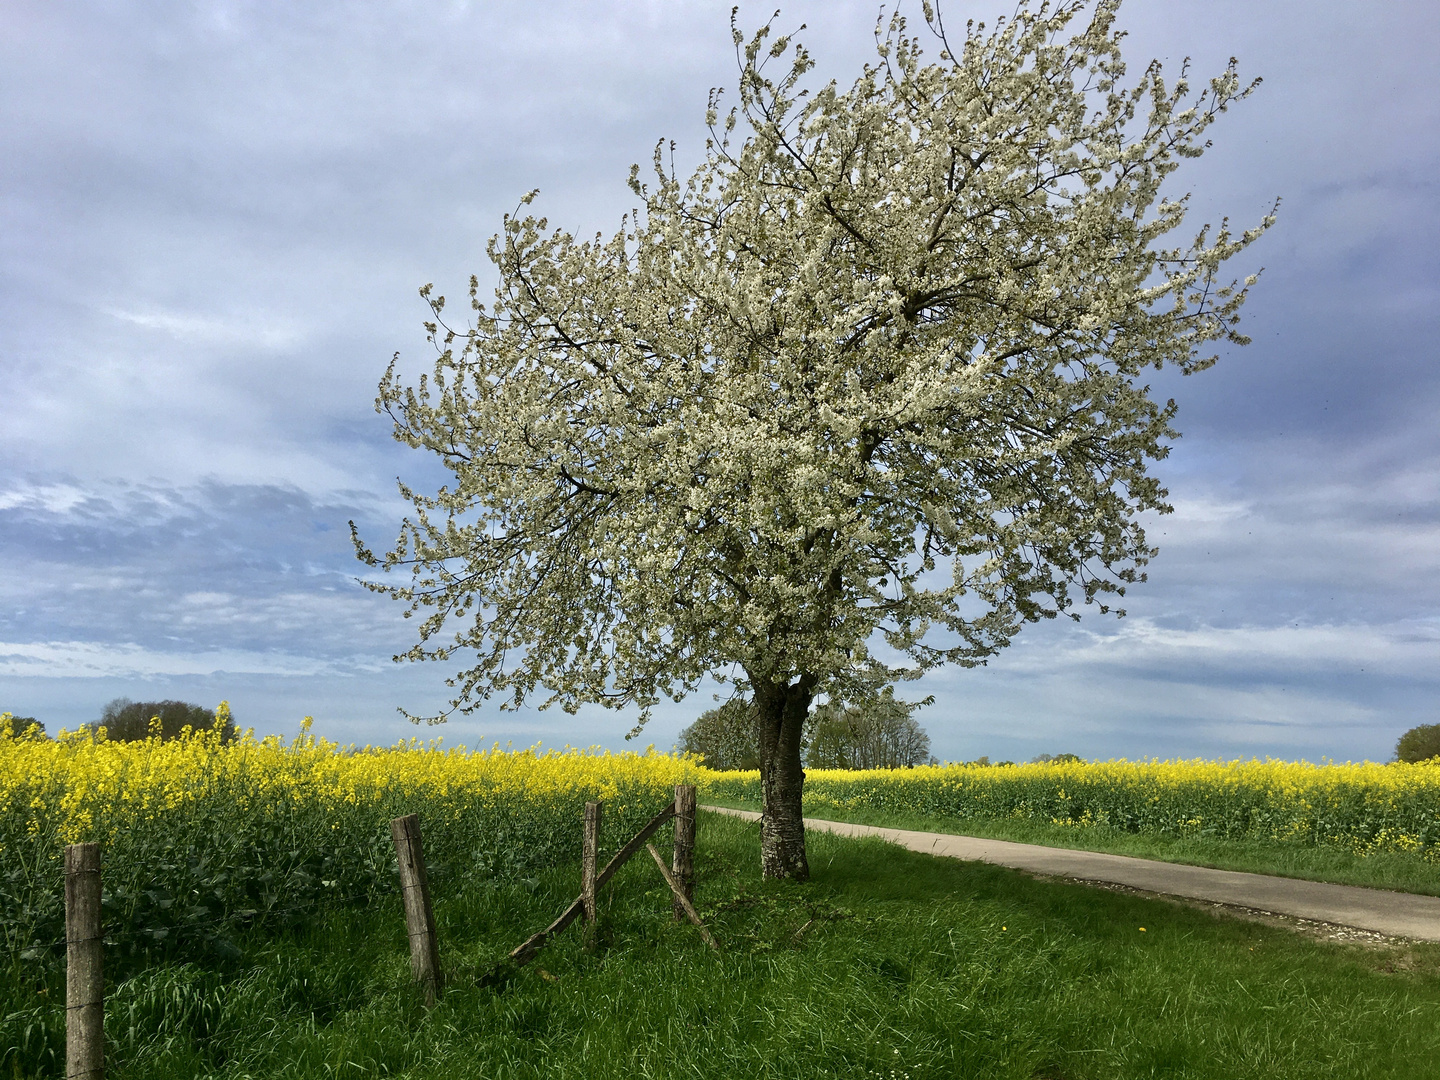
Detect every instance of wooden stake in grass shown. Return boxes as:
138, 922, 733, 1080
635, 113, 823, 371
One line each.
390, 814, 442, 1005
65, 842, 103, 1080
646, 842, 718, 951
672, 784, 696, 922
582, 800, 602, 924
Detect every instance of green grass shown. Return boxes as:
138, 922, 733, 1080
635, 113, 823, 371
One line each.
702, 796, 1440, 896
5, 811, 1439, 1078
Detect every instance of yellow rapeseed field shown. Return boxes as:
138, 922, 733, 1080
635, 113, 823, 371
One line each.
0, 709, 696, 960
703, 758, 1440, 859
8, 706, 1438, 961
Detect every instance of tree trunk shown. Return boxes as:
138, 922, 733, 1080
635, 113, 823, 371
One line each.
752, 675, 815, 880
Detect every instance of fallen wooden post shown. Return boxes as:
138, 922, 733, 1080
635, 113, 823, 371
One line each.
508, 798, 676, 966
646, 842, 718, 951
390, 814, 442, 1005
65, 842, 103, 1080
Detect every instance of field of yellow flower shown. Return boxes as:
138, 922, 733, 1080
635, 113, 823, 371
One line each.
0, 710, 697, 964
10, 705, 1440, 968
704, 758, 1440, 860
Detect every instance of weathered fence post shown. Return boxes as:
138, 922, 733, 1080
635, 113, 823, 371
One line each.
672, 784, 696, 922
390, 814, 441, 1005
508, 798, 676, 966
582, 801, 602, 924
65, 842, 103, 1080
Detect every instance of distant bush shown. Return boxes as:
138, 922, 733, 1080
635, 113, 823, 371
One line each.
92, 699, 235, 743
1031, 753, 1083, 765
1395, 724, 1440, 764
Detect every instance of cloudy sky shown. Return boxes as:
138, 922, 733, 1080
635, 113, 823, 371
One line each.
2, 0, 1436, 763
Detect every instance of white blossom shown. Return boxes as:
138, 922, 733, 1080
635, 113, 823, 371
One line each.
355, 0, 1273, 742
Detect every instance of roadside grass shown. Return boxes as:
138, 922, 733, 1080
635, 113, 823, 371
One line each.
5, 811, 1439, 1079
702, 796, 1440, 896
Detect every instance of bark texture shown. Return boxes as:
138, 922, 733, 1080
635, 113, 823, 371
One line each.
753, 676, 815, 880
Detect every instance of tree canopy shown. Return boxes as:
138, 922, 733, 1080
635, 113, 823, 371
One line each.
1395, 724, 1440, 764
356, 0, 1272, 877
0, 715, 45, 739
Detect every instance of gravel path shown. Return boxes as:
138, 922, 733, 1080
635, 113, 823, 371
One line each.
703, 806, 1440, 941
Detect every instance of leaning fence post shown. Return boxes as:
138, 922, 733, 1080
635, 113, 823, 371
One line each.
65, 842, 103, 1080
672, 784, 696, 922
582, 801, 602, 924
390, 814, 441, 1005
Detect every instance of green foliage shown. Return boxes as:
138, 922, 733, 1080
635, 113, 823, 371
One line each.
1395, 723, 1440, 763
93, 699, 236, 743
4, 814, 1437, 1079
805, 689, 935, 770
1031, 752, 1084, 764
677, 699, 761, 771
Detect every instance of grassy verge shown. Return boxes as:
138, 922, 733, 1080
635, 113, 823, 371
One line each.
5, 811, 1439, 1078
702, 796, 1440, 896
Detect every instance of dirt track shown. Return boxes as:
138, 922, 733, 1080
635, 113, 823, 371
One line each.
703, 806, 1440, 942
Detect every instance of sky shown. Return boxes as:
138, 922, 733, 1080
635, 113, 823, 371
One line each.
2, 0, 1437, 764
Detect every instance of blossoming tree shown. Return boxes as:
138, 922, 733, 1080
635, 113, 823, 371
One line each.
354, 0, 1274, 878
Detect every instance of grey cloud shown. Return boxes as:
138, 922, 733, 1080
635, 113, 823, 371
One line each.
0, 479, 406, 659
2, 0, 1437, 759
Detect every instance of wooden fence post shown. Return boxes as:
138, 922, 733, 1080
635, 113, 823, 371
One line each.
65, 842, 103, 1080
390, 814, 441, 1005
508, 798, 676, 966
582, 801, 602, 924
672, 784, 696, 922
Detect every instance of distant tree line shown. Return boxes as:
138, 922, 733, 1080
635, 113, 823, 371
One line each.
677, 689, 935, 771
91, 699, 236, 742
677, 699, 762, 771
4, 700, 235, 742
804, 690, 936, 770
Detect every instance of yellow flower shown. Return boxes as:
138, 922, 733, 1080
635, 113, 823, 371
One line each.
697, 756, 1440, 861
